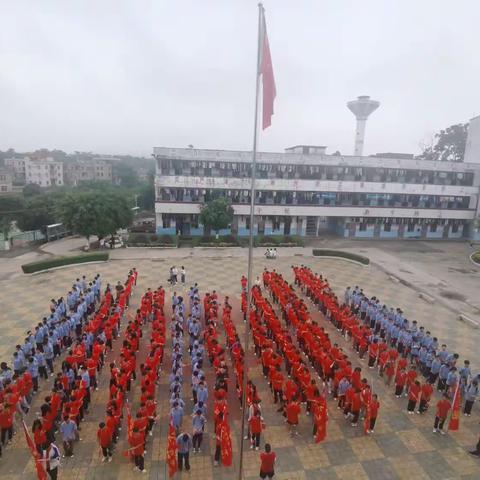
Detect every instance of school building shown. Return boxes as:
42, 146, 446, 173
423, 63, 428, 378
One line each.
154, 121, 480, 240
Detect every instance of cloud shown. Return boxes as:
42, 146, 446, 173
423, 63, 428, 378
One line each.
1, 0, 479, 156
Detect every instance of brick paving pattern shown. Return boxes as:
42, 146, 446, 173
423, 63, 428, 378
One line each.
0, 253, 478, 479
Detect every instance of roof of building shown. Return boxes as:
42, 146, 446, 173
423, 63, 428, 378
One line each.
285, 145, 327, 150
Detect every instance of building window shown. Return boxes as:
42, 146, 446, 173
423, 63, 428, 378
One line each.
384, 223, 391, 232
451, 223, 459, 233
1, 186, 7, 192
407, 223, 415, 232
246, 216, 250, 230
430, 223, 437, 232
359, 223, 367, 231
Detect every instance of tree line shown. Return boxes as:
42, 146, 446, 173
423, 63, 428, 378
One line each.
0, 181, 155, 242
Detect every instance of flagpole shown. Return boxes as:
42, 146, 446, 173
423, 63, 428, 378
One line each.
238, 3, 263, 479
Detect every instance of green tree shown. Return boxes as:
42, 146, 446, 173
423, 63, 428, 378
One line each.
137, 182, 155, 211
113, 163, 139, 188
17, 193, 60, 233
418, 123, 469, 162
0, 196, 24, 242
199, 198, 234, 238
23, 183, 43, 197
58, 192, 133, 247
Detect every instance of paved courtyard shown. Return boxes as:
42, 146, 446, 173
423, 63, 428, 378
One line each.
0, 245, 479, 479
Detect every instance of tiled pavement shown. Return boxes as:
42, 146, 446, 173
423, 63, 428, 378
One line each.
0, 253, 479, 479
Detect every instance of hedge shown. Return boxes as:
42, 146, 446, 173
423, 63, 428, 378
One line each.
127, 233, 177, 247
256, 235, 304, 247
472, 251, 480, 265
22, 252, 109, 274
312, 249, 370, 265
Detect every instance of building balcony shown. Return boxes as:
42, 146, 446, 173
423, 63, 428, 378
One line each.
154, 201, 476, 220
154, 146, 480, 173
155, 174, 478, 197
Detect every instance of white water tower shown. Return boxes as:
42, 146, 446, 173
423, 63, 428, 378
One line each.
347, 95, 380, 156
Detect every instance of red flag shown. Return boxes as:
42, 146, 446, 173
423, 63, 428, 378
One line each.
166, 423, 178, 477
122, 401, 134, 458
364, 404, 371, 435
22, 421, 47, 480
448, 384, 461, 431
220, 422, 233, 467
125, 401, 133, 436
314, 402, 327, 443
260, 9, 276, 130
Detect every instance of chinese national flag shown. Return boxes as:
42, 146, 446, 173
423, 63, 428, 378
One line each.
220, 422, 233, 467
260, 10, 276, 130
448, 385, 461, 431
22, 421, 47, 480
166, 423, 178, 477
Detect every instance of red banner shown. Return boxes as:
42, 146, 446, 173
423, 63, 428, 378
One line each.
22, 421, 47, 480
166, 423, 178, 477
448, 384, 461, 431
220, 423, 233, 467
364, 404, 371, 434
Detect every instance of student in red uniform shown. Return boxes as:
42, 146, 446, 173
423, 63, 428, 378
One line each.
407, 381, 421, 414
259, 443, 276, 479
395, 368, 407, 398
0, 403, 14, 446
433, 394, 452, 434
286, 399, 301, 436
97, 422, 112, 462
248, 410, 264, 451
350, 390, 362, 427
129, 427, 147, 473
367, 394, 380, 434
418, 382, 434, 414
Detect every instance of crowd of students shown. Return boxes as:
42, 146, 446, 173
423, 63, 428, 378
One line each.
219, 294, 264, 450
293, 265, 477, 435
123, 287, 164, 473
22, 269, 135, 479
241, 275, 329, 443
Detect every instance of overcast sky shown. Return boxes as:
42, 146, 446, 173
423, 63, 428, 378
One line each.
1, 0, 480, 157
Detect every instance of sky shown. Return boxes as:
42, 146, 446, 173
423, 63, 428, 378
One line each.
1, 0, 480, 157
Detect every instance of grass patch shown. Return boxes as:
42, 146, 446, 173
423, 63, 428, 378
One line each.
312, 249, 370, 265
22, 252, 109, 273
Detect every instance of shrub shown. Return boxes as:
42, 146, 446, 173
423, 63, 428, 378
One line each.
150, 234, 158, 242
312, 249, 370, 265
22, 253, 109, 274
158, 235, 174, 245
472, 251, 480, 264
134, 233, 148, 243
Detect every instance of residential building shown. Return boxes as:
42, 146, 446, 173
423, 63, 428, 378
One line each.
24, 157, 64, 187
0, 168, 13, 194
154, 144, 480, 240
4, 157, 26, 182
64, 159, 113, 185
